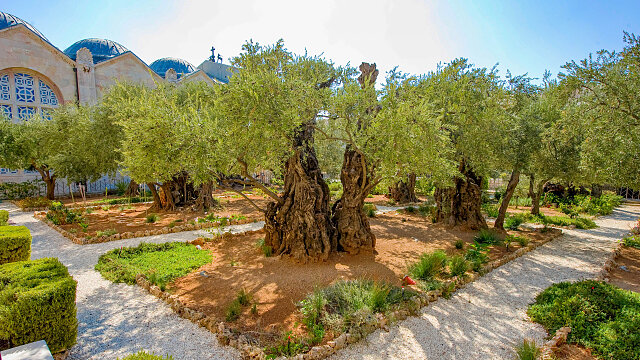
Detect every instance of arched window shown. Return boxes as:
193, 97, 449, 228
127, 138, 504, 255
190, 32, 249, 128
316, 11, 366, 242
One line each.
0, 70, 60, 121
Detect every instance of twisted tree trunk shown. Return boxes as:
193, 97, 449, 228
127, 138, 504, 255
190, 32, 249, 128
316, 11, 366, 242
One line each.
434, 159, 487, 229
124, 180, 139, 197
264, 124, 335, 262
529, 174, 549, 216
194, 181, 217, 211
332, 149, 376, 254
388, 173, 418, 204
494, 170, 520, 230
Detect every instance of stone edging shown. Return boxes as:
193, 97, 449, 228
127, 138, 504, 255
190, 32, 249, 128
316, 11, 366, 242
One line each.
540, 326, 571, 360
34, 212, 257, 245
595, 240, 624, 281
133, 229, 562, 360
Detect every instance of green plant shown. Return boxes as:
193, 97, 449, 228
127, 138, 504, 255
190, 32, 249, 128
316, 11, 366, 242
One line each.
417, 204, 435, 217
146, 213, 159, 223
448, 255, 469, 277
96, 228, 117, 237
0, 257, 77, 353
118, 351, 174, 360
101, 205, 111, 212
114, 180, 129, 196
17, 196, 52, 209
514, 339, 541, 360
251, 303, 258, 315
79, 222, 89, 233
405, 206, 416, 213
465, 241, 489, 272
532, 215, 597, 229
481, 203, 499, 218
417, 279, 443, 292
363, 203, 377, 218
408, 250, 448, 280
505, 235, 529, 250
95, 242, 211, 290
265, 331, 312, 358
454, 239, 464, 250
474, 228, 499, 245
0, 210, 8, 226
0, 225, 31, 265
505, 213, 529, 230
225, 300, 242, 322
85, 207, 93, 214
236, 288, 251, 306
622, 236, 640, 249
528, 280, 640, 360
46, 202, 85, 226
0, 180, 42, 200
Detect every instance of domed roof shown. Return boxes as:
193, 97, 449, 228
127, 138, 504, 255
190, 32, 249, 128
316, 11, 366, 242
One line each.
150, 57, 196, 79
0, 11, 48, 41
64, 38, 129, 63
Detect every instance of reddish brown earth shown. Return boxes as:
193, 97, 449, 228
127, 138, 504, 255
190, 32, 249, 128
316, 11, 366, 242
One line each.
552, 344, 598, 359
170, 211, 559, 336
58, 195, 269, 237
607, 245, 640, 293
506, 205, 567, 217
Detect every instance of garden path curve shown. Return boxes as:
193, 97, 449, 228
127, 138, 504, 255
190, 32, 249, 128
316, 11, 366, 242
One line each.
1, 202, 261, 360
329, 204, 640, 360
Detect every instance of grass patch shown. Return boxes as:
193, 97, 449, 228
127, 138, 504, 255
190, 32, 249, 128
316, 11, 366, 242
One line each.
448, 255, 469, 277
514, 339, 541, 360
408, 250, 447, 280
96, 228, 117, 237
474, 228, 500, 244
145, 213, 159, 223
528, 280, 640, 360
255, 238, 273, 257
95, 242, 211, 290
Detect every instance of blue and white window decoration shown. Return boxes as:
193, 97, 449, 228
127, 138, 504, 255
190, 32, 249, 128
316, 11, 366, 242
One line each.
0, 71, 59, 121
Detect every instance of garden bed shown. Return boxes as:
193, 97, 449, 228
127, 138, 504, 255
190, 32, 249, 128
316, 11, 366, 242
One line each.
605, 236, 640, 293
104, 211, 561, 359
36, 195, 269, 244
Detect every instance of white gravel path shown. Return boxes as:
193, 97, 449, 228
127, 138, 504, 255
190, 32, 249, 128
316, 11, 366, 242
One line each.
328, 204, 640, 360
1, 202, 259, 360
3, 201, 638, 360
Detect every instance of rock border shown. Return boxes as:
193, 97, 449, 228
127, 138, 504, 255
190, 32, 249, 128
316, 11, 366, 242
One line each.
595, 239, 625, 281
34, 211, 258, 245
132, 228, 562, 360
540, 326, 571, 360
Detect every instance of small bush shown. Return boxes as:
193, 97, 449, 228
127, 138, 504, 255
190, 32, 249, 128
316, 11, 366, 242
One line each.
0, 225, 31, 265
465, 241, 489, 272
95, 242, 211, 290
505, 235, 529, 250
481, 203, 499, 218
0, 258, 77, 353
454, 239, 464, 250
226, 300, 242, 322
622, 236, 640, 249
505, 213, 529, 230
528, 280, 640, 360
146, 213, 159, 223
255, 238, 273, 257
363, 203, 377, 218
118, 351, 174, 360
96, 228, 117, 237
448, 255, 469, 277
417, 204, 435, 217
17, 196, 52, 209
474, 228, 499, 245
0, 210, 8, 226
534, 215, 597, 229
514, 339, 541, 360
405, 206, 416, 213
236, 289, 251, 306
408, 250, 448, 280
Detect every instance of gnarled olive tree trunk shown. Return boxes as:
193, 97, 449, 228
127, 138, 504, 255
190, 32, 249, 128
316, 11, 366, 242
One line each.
124, 179, 139, 197
388, 173, 418, 204
528, 174, 549, 216
434, 160, 487, 229
194, 180, 218, 212
264, 124, 335, 262
331, 149, 376, 254
494, 170, 520, 230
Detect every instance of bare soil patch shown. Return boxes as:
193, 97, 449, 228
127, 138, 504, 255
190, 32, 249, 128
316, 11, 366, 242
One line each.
506, 205, 566, 217
58, 194, 269, 238
607, 245, 640, 293
170, 211, 559, 336
552, 343, 598, 360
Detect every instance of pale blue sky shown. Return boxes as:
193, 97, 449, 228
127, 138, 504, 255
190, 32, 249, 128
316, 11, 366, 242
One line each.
3, 0, 639, 82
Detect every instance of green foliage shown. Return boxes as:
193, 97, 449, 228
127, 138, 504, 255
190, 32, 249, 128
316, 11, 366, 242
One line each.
448, 255, 469, 277
514, 339, 541, 360
17, 196, 51, 209
0, 210, 8, 226
417, 204, 435, 217
265, 331, 313, 359
94, 196, 147, 205
145, 213, 159, 223
46, 202, 84, 225
528, 280, 640, 359
118, 351, 174, 360
236, 289, 251, 306
622, 236, 640, 249
114, 181, 128, 196
465, 241, 490, 272
0, 257, 77, 353
506, 234, 529, 248
95, 242, 211, 290
408, 250, 448, 281
532, 214, 597, 229
481, 203, 499, 218
454, 239, 464, 250
96, 228, 117, 237
0, 180, 42, 200
0, 225, 31, 265
473, 229, 500, 244
415, 177, 435, 196
363, 203, 377, 218
225, 300, 242, 322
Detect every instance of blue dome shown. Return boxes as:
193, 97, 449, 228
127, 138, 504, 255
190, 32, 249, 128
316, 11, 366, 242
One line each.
149, 57, 195, 79
0, 11, 48, 41
64, 38, 129, 63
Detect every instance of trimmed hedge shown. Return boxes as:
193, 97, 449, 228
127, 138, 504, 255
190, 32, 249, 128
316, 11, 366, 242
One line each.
0, 257, 77, 353
0, 225, 31, 265
0, 210, 8, 226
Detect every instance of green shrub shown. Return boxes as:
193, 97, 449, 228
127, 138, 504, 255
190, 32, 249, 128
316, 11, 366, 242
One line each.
96, 228, 117, 237
0, 180, 42, 200
17, 196, 52, 209
465, 241, 489, 272
528, 280, 640, 360
0, 210, 8, 226
265, 331, 312, 358
474, 228, 500, 244
454, 239, 464, 250
0, 258, 77, 353
146, 213, 159, 223
514, 339, 541, 360
405, 206, 416, 213
95, 242, 211, 290
226, 300, 242, 322
505, 213, 529, 230
481, 204, 499, 218
363, 203, 377, 218
46, 202, 84, 225
623, 236, 640, 249
417, 204, 434, 217
114, 181, 128, 196
448, 255, 469, 277
118, 351, 174, 360
236, 289, 251, 306
0, 225, 31, 265
408, 250, 448, 280
534, 215, 597, 229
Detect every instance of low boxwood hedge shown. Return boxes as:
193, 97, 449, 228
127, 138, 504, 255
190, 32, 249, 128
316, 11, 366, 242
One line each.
0, 257, 77, 353
0, 210, 8, 226
0, 225, 31, 265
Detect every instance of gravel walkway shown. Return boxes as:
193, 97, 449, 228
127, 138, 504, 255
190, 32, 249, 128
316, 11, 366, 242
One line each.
3, 201, 638, 360
329, 204, 640, 360
0, 202, 258, 360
